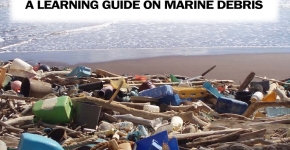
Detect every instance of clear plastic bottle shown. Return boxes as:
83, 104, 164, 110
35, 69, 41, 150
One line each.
114, 122, 134, 131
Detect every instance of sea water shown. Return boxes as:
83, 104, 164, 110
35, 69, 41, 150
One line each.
0, 0, 290, 64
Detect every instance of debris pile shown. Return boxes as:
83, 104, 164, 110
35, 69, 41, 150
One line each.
1, 58, 290, 150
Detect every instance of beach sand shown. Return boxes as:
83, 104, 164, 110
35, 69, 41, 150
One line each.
44, 53, 290, 83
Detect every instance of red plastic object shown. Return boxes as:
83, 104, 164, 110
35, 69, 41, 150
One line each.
135, 75, 147, 81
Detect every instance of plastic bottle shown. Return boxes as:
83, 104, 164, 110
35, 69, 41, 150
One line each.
143, 105, 160, 113
251, 91, 264, 102
114, 122, 134, 131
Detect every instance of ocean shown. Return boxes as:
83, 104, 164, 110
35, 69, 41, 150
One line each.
1, 0, 290, 64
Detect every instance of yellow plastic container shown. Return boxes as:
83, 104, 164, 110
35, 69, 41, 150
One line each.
262, 91, 277, 102
172, 87, 207, 99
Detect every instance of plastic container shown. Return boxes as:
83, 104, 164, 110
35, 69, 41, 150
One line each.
0, 140, 7, 150
172, 86, 207, 99
66, 66, 91, 78
215, 96, 248, 115
235, 91, 253, 105
263, 91, 277, 102
8, 58, 37, 78
265, 107, 290, 117
250, 81, 270, 94
138, 85, 173, 98
143, 105, 160, 113
0, 67, 6, 88
74, 101, 102, 129
137, 125, 149, 137
18, 133, 64, 150
170, 116, 183, 131
20, 78, 53, 98
32, 96, 73, 124
250, 92, 264, 102
135, 130, 168, 150
159, 94, 181, 106
168, 138, 179, 150
115, 122, 134, 131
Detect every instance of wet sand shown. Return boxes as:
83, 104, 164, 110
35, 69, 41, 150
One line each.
44, 53, 290, 83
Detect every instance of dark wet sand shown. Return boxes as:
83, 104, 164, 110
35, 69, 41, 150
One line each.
44, 53, 290, 83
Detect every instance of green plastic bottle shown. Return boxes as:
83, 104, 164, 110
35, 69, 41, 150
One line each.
32, 96, 73, 124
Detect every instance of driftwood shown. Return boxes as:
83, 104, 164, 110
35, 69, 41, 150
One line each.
39, 71, 71, 79
72, 97, 210, 127
118, 102, 150, 110
255, 76, 290, 85
0, 95, 39, 101
218, 113, 251, 121
102, 113, 117, 122
201, 65, 216, 77
238, 72, 255, 92
243, 101, 290, 117
128, 80, 234, 87
186, 130, 248, 147
95, 68, 121, 77
130, 96, 158, 103
112, 114, 157, 127
241, 138, 274, 146
161, 101, 215, 115
4, 115, 34, 126
248, 119, 290, 126
0, 120, 24, 133
238, 129, 266, 141
273, 137, 290, 143
108, 79, 123, 103
207, 126, 229, 131
38, 121, 82, 136
20, 105, 33, 116
168, 128, 243, 140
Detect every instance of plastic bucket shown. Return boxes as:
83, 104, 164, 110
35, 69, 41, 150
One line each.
20, 78, 52, 98
74, 101, 102, 129
235, 91, 253, 105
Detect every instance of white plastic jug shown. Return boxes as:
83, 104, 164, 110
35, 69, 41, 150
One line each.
170, 116, 183, 131
8, 58, 37, 78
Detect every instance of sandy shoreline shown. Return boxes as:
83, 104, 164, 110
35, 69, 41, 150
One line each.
42, 53, 290, 83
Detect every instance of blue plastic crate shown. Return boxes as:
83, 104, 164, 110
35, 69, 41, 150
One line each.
159, 94, 181, 106
67, 66, 91, 78
135, 131, 168, 150
215, 96, 248, 115
139, 85, 173, 98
